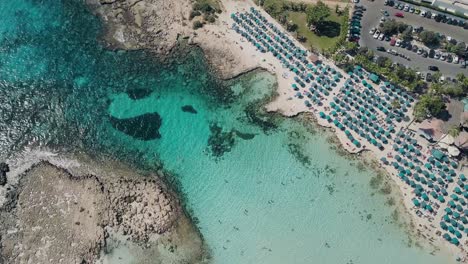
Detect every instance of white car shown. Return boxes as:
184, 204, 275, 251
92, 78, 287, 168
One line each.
380, 17, 386, 23
440, 53, 447, 61
420, 10, 426, 17
369, 27, 376, 34
434, 52, 441, 59
454, 56, 459, 64
431, 13, 437, 19
417, 48, 423, 55
353, 0, 359, 3
404, 4, 409, 12
373, 30, 381, 39
378, 33, 385, 40
396, 39, 402, 47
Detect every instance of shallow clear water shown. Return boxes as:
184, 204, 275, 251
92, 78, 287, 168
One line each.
0, 1, 457, 263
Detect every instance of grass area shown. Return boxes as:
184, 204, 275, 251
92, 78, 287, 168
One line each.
286, 10, 344, 52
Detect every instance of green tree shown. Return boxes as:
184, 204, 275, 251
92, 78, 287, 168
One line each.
448, 125, 461, 138
419, 31, 440, 47
306, 1, 331, 27
263, 0, 283, 17
380, 20, 399, 35
453, 42, 466, 57
401, 27, 412, 42
413, 94, 445, 120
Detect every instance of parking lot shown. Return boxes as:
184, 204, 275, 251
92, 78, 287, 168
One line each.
359, 0, 468, 77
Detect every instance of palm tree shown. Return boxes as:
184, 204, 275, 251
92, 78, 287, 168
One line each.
434, 125, 460, 146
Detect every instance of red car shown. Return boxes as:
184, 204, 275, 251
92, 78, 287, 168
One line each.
390, 38, 396, 46
395, 12, 404, 18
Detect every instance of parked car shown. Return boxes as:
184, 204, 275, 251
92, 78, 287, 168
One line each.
420, 10, 426, 17
385, 35, 391, 41
412, 45, 418, 52
410, 6, 415, 13
428, 65, 439, 71
398, 3, 404, 10
453, 56, 459, 64
373, 30, 380, 39
440, 53, 447, 61
395, 12, 404, 18
431, 13, 437, 19
403, 4, 409, 12
447, 54, 453, 63
390, 38, 396, 46
369, 27, 376, 34
429, 49, 435, 58
396, 39, 402, 47
425, 11, 432, 18
406, 43, 413, 50
377, 46, 386, 51
426, 72, 432, 81
378, 33, 385, 40
422, 50, 428, 58
417, 48, 423, 55
434, 52, 441, 59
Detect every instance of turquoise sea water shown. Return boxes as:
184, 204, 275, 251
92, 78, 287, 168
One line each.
0, 1, 457, 263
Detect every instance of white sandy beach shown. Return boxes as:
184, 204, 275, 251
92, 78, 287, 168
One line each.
193, 0, 468, 260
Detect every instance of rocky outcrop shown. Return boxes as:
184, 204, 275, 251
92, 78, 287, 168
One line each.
0, 161, 205, 264
105, 176, 180, 241
0, 162, 8, 186
87, 0, 193, 54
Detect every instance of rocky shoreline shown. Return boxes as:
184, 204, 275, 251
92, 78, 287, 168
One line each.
0, 156, 207, 264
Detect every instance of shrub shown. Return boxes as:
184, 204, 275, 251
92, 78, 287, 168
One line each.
189, 10, 202, 20
193, 21, 204, 29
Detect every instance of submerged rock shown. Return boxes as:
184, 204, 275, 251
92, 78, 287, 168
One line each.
0, 160, 206, 264
234, 130, 255, 140
181, 105, 197, 114
109, 112, 162, 140
207, 123, 236, 158
127, 88, 153, 100
0, 163, 9, 186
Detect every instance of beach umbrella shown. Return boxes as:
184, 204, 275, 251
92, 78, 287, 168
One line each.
444, 215, 451, 222
438, 195, 445, 203
443, 233, 452, 241
449, 200, 456, 208
461, 174, 467, 182
441, 221, 449, 230
451, 237, 460, 246
426, 204, 433, 212
448, 225, 456, 233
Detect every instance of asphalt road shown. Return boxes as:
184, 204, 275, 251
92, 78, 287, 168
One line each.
358, 0, 468, 77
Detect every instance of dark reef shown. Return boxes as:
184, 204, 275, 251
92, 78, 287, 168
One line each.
207, 123, 236, 158
233, 130, 256, 140
126, 88, 153, 100
109, 113, 162, 140
181, 105, 197, 114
